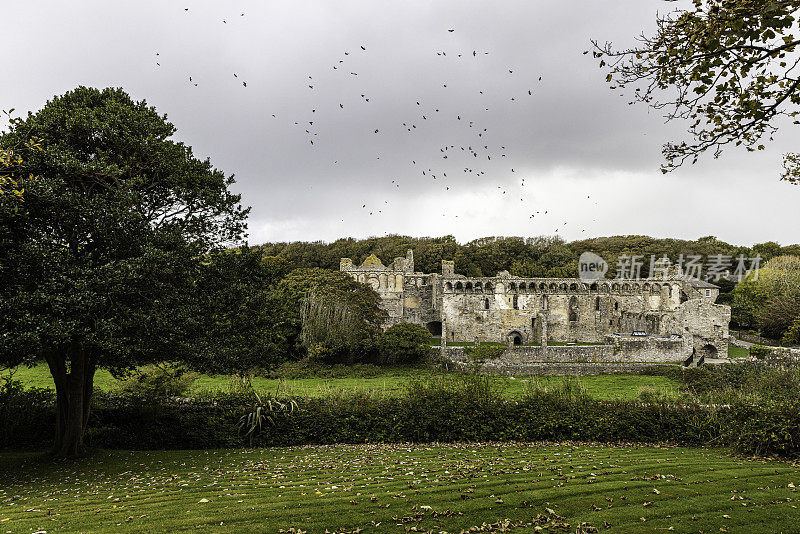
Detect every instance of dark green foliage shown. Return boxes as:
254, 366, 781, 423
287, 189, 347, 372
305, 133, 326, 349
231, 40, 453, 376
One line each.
377, 323, 432, 364
115, 363, 198, 401
644, 360, 800, 402
756, 289, 800, 340
0, 87, 249, 455
4, 373, 800, 458
0, 375, 54, 449
237, 391, 297, 446
782, 315, 800, 345
730, 256, 800, 336
254, 234, 798, 280
187, 248, 292, 374
749, 345, 774, 360
277, 268, 385, 363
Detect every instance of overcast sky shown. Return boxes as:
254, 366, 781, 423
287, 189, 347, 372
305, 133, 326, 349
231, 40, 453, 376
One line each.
3, 1, 798, 247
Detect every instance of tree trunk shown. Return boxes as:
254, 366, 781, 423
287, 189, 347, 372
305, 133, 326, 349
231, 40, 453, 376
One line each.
45, 349, 95, 457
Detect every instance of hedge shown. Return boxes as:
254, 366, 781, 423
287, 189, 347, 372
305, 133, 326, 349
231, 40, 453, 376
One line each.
3, 379, 799, 457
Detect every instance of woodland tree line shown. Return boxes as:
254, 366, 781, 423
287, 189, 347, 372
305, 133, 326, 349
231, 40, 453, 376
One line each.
255, 234, 800, 344
255, 234, 799, 280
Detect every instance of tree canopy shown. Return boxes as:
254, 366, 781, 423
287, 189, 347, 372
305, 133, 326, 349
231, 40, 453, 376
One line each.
594, 0, 800, 181
279, 268, 385, 363
730, 255, 800, 338
254, 234, 798, 280
0, 109, 41, 208
0, 87, 249, 455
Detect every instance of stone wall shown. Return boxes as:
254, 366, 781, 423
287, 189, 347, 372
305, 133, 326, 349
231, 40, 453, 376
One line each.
341, 249, 731, 357
442, 337, 684, 365
440, 347, 680, 376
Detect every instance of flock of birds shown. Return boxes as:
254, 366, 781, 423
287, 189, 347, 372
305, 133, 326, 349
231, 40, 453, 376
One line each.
155, 7, 599, 235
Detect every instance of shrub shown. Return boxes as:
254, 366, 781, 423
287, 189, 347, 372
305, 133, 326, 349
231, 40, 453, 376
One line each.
782, 315, 800, 345
377, 323, 433, 365
4, 371, 800, 458
238, 388, 298, 446
0, 372, 54, 448
116, 363, 199, 401
750, 345, 773, 360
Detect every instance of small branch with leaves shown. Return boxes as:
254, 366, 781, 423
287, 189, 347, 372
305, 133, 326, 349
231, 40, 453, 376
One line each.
592, 0, 800, 181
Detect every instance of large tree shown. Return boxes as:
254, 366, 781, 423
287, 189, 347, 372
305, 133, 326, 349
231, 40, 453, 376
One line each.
0, 87, 248, 456
595, 0, 800, 181
278, 268, 385, 363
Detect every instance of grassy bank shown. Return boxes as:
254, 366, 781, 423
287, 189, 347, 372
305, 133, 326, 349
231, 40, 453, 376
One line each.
1, 443, 798, 533
7, 362, 681, 401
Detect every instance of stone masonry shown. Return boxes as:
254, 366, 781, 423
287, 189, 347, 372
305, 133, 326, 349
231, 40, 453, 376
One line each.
340, 250, 731, 361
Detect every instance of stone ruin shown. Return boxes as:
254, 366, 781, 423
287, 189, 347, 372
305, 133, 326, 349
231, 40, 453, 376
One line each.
341, 250, 731, 365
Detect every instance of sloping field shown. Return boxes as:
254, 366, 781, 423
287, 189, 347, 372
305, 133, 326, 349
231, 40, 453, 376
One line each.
1, 443, 797, 533
9, 363, 680, 401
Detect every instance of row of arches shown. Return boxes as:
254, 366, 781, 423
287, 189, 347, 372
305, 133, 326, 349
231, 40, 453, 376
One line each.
445, 280, 495, 292
443, 279, 680, 296
355, 273, 404, 291
475, 294, 628, 319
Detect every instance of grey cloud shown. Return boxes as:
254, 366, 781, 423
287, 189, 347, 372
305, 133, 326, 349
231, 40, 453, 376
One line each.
2, 0, 798, 246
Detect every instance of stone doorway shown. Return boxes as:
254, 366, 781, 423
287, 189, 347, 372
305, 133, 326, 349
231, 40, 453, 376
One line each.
508, 330, 523, 345
425, 321, 442, 337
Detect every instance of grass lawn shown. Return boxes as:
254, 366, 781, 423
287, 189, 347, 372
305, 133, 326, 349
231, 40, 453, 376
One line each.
1, 443, 798, 533
728, 344, 750, 359
429, 341, 508, 347
6, 363, 681, 401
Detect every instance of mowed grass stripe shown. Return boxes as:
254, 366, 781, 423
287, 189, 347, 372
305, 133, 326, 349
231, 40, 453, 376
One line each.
2, 444, 799, 533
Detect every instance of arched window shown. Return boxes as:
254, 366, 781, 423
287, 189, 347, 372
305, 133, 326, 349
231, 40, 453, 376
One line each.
455, 281, 463, 291
513, 294, 519, 310
484, 298, 490, 310
484, 282, 493, 292
614, 301, 619, 311
541, 295, 548, 310
569, 296, 579, 322
519, 282, 527, 291
445, 282, 453, 291
595, 296, 600, 311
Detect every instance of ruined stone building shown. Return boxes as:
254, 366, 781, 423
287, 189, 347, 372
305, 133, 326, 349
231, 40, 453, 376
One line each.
340, 250, 731, 361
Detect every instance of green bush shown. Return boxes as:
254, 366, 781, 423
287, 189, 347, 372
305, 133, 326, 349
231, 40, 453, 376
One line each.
0, 373, 54, 449
116, 363, 199, 401
4, 372, 800, 458
782, 315, 800, 345
750, 345, 773, 360
377, 323, 433, 365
